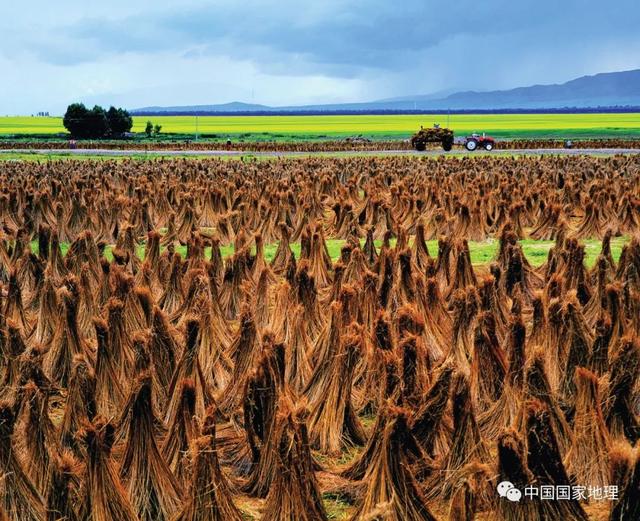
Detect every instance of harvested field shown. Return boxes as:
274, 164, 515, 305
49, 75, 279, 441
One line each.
0, 154, 638, 520
2, 137, 640, 153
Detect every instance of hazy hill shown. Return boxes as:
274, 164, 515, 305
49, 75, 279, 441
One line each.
133, 69, 640, 114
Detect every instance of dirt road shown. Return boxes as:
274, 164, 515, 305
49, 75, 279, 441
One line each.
1, 147, 639, 158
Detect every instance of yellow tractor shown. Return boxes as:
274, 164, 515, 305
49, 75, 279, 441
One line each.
410, 125, 454, 151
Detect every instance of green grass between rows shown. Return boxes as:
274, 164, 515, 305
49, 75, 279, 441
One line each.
35, 236, 627, 269
0, 152, 242, 162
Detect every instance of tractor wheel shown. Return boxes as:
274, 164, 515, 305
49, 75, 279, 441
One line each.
465, 139, 477, 151
442, 140, 452, 152
414, 141, 426, 151
484, 142, 494, 151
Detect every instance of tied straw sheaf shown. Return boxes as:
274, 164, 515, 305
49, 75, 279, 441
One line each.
1, 137, 640, 153
0, 154, 637, 520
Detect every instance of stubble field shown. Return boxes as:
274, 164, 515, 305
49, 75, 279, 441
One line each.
0, 153, 638, 520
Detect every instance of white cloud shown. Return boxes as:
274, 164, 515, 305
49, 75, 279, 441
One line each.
0, 0, 638, 113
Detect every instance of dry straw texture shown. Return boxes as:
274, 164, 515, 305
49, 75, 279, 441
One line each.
0, 154, 636, 520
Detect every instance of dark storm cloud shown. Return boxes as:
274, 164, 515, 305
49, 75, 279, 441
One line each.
2, 0, 639, 113
56, 0, 638, 75
55, 0, 523, 72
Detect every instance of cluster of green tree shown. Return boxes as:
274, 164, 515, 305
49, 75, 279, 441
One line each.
144, 120, 162, 137
63, 103, 133, 139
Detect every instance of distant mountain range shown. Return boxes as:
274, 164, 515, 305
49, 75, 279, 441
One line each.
133, 69, 640, 114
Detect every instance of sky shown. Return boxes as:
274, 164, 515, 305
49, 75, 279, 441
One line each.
1, 0, 639, 114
